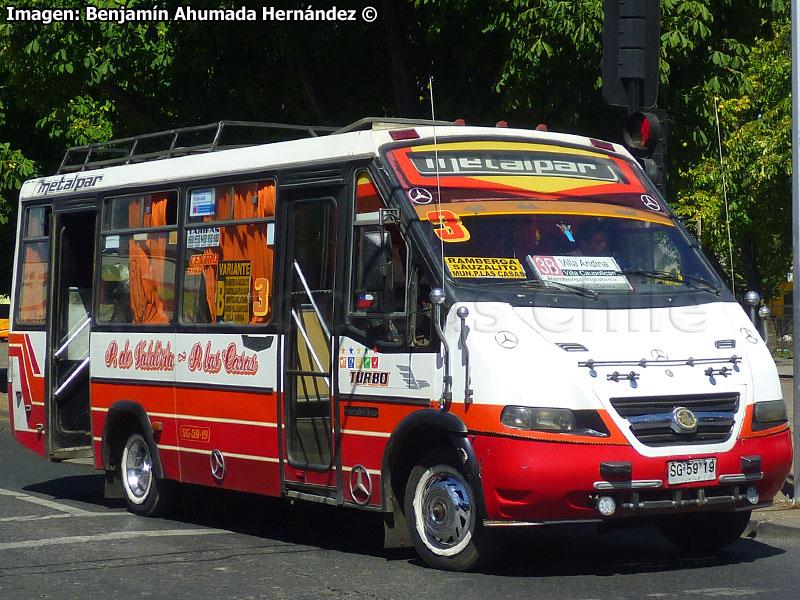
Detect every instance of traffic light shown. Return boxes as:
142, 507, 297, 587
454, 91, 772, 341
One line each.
602, 0, 660, 110
623, 109, 667, 195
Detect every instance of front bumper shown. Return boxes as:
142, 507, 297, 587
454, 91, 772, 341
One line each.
473, 428, 792, 524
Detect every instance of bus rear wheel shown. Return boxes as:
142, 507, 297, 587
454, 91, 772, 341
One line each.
120, 432, 173, 517
404, 450, 492, 571
657, 510, 752, 552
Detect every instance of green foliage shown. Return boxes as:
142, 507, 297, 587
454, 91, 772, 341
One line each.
0, 142, 36, 198
676, 18, 792, 300
0, 0, 794, 301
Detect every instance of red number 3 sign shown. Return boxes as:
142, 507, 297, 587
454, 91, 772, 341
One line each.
425, 210, 471, 242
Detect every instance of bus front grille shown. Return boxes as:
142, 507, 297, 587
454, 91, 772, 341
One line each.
609, 393, 739, 447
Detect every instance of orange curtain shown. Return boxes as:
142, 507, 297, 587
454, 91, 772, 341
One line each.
18, 209, 48, 324
129, 195, 170, 324
202, 186, 230, 323
19, 242, 48, 324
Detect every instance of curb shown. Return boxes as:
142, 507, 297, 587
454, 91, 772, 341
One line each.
746, 518, 800, 539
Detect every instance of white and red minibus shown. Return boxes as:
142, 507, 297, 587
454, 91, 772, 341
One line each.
7, 119, 792, 570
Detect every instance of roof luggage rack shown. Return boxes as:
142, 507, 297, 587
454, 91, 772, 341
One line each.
57, 117, 456, 174
333, 117, 453, 134
57, 120, 338, 174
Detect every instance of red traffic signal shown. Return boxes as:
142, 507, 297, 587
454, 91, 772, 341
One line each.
623, 111, 661, 155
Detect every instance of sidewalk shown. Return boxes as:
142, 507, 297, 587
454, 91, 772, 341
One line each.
748, 356, 800, 539
775, 356, 794, 379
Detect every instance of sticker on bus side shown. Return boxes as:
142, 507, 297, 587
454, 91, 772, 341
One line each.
190, 188, 216, 217
187, 226, 220, 249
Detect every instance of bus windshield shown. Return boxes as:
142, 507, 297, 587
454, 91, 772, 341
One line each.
385, 140, 721, 296
416, 200, 720, 295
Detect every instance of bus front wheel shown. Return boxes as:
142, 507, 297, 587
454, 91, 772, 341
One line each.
404, 450, 492, 571
120, 432, 173, 517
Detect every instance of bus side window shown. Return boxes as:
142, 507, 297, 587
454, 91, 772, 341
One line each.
98, 192, 177, 324
16, 205, 51, 326
181, 180, 275, 326
350, 223, 407, 345
348, 171, 407, 347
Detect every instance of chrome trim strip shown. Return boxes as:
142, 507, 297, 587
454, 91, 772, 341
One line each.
293, 260, 331, 341
54, 317, 91, 360
628, 411, 734, 430
53, 357, 91, 398
483, 518, 603, 528
718, 472, 764, 483
593, 479, 663, 490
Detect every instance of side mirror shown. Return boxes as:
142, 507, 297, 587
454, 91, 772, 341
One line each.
355, 229, 394, 311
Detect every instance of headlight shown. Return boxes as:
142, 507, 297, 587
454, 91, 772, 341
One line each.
501, 406, 576, 432
501, 407, 611, 436
753, 400, 787, 430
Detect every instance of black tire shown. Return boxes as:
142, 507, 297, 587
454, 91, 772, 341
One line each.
119, 432, 174, 517
403, 449, 496, 571
657, 510, 752, 552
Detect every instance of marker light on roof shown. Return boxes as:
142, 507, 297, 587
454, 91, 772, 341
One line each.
389, 129, 420, 140
590, 139, 615, 152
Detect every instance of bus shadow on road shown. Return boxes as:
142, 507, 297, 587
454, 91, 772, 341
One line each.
23, 474, 124, 509
170, 483, 391, 559
485, 523, 785, 577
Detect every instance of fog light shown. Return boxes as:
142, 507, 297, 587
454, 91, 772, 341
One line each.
746, 486, 759, 505
597, 495, 616, 516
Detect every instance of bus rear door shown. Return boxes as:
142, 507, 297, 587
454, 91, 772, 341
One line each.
46, 209, 96, 461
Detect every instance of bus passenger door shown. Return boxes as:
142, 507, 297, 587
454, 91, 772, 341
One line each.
46, 210, 96, 460
281, 198, 338, 497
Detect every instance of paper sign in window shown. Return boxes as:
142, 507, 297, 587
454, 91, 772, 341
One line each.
217, 260, 251, 323
190, 188, 216, 217
445, 256, 526, 278
529, 255, 632, 290
187, 226, 220, 249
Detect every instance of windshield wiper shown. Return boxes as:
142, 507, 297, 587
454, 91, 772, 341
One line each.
485, 278, 599, 300
619, 269, 720, 295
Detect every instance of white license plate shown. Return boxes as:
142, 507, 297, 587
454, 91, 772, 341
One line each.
667, 458, 717, 485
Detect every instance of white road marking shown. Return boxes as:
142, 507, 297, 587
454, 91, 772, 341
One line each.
0, 529, 229, 551
0, 487, 92, 516
0, 511, 127, 523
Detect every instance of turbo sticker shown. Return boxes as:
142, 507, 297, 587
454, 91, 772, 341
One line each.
445, 256, 526, 278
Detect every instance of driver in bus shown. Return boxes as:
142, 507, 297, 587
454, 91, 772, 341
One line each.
569, 220, 609, 257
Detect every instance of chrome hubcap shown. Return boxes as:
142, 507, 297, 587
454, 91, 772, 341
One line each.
124, 437, 152, 501
420, 472, 473, 550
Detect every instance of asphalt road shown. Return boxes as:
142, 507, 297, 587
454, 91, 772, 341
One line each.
1, 423, 800, 599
